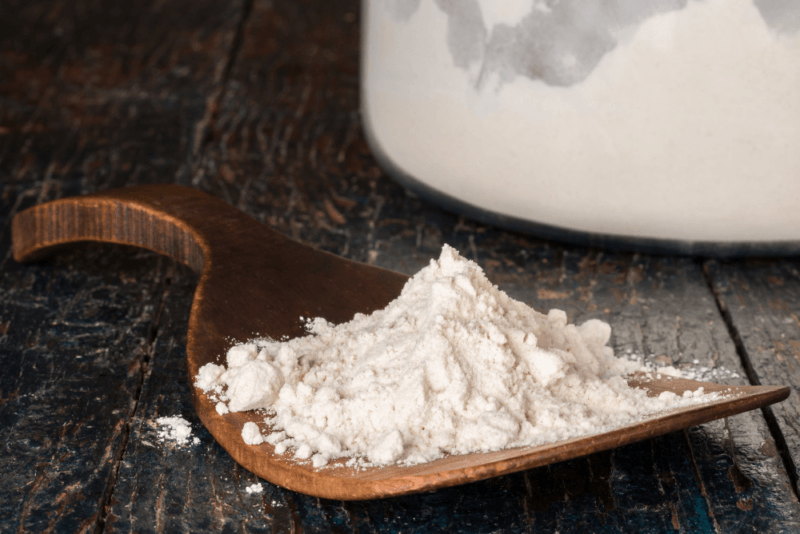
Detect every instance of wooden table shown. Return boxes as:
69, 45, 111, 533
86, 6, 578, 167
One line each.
2, 0, 800, 531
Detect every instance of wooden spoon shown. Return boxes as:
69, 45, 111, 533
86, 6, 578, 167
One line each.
12, 184, 790, 500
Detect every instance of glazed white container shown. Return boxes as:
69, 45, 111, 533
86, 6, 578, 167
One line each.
361, 0, 800, 255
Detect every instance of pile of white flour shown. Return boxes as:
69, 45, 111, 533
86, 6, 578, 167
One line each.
196, 245, 717, 467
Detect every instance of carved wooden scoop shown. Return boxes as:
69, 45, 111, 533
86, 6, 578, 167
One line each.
12, 185, 790, 500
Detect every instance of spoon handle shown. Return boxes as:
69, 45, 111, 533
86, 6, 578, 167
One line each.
11, 184, 278, 272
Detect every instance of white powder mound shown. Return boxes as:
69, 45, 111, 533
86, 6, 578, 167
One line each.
242, 422, 265, 445
156, 416, 193, 446
196, 245, 720, 467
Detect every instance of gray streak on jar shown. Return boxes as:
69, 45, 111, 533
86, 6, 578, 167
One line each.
385, 0, 797, 87
479, 0, 689, 87
384, 0, 421, 21
434, 0, 487, 69
754, 0, 800, 36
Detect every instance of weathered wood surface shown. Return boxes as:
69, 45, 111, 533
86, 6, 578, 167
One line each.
2, 0, 800, 531
706, 261, 800, 493
0, 0, 243, 531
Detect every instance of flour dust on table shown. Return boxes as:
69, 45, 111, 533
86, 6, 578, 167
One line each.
155, 416, 199, 446
245, 483, 264, 494
195, 245, 721, 468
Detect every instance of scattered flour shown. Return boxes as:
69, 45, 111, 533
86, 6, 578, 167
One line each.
156, 416, 195, 446
681, 364, 741, 382
245, 483, 263, 494
196, 245, 723, 467
625, 353, 741, 383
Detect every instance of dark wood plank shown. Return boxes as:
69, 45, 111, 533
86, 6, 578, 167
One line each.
190, 0, 366, 253
0, 0, 245, 195
0, 237, 168, 532
4, 0, 800, 530
0, 0, 246, 530
706, 259, 800, 490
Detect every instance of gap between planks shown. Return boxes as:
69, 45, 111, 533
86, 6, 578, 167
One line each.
701, 259, 800, 501
91, 3, 257, 529
186, 0, 256, 179
93, 269, 173, 534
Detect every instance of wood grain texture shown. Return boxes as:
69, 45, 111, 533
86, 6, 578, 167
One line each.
705, 260, 800, 489
0, 239, 168, 533
0, 0, 245, 530
2, 0, 800, 529
0, 0, 246, 197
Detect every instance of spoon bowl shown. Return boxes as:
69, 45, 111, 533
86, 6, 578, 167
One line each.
12, 185, 790, 500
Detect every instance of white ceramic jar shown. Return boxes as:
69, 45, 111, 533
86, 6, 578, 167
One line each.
361, 0, 800, 254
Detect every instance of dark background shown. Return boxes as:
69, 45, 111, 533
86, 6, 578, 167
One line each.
2, 0, 800, 531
